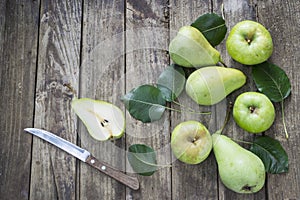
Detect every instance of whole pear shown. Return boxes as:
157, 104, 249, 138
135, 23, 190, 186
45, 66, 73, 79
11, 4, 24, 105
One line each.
169, 26, 221, 68
185, 66, 246, 105
212, 134, 266, 193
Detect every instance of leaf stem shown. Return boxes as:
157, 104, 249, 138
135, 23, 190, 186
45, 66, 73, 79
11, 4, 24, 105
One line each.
156, 163, 173, 168
281, 101, 289, 139
221, 3, 225, 20
232, 139, 253, 145
164, 106, 211, 115
172, 100, 197, 112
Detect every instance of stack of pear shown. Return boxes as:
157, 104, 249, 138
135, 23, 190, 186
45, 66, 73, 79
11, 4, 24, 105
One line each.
212, 133, 266, 193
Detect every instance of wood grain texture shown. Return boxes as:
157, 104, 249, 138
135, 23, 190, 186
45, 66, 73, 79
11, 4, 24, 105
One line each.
30, 0, 82, 199
0, 0, 6, 55
79, 1, 126, 199
255, 0, 300, 199
0, 0, 39, 199
125, 0, 171, 199
0, 0, 299, 199
169, 1, 220, 199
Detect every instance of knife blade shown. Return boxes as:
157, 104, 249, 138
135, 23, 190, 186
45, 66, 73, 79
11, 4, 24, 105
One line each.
24, 128, 139, 190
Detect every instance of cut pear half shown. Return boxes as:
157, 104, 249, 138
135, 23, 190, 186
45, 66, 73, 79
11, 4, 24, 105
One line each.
72, 98, 125, 141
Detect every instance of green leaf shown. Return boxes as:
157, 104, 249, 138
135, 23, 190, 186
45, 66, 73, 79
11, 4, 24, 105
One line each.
121, 85, 166, 123
191, 13, 227, 46
252, 62, 291, 102
127, 144, 157, 176
157, 64, 186, 102
252, 62, 291, 138
250, 136, 289, 174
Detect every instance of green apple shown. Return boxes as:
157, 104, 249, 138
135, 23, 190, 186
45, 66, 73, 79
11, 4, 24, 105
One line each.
72, 98, 125, 141
226, 20, 273, 65
233, 92, 275, 133
171, 121, 212, 164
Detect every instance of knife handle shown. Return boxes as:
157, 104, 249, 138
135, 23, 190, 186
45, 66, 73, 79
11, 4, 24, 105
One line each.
86, 155, 139, 190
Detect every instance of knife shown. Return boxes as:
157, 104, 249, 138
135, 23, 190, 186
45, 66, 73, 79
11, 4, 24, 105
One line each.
24, 128, 139, 190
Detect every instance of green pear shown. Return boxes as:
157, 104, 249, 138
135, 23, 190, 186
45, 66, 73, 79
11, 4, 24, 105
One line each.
212, 134, 265, 193
185, 66, 246, 105
169, 26, 221, 68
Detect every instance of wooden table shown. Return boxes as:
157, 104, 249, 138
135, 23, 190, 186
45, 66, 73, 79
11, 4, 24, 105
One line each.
1, 0, 299, 199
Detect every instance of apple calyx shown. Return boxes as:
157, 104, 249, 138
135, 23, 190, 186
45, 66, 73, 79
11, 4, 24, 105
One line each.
246, 38, 252, 45
191, 136, 200, 144
248, 106, 257, 114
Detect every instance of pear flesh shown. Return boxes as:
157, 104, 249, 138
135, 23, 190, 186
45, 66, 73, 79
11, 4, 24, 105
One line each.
169, 26, 221, 68
185, 66, 246, 105
72, 98, 125, 141
212, 134, 266, 193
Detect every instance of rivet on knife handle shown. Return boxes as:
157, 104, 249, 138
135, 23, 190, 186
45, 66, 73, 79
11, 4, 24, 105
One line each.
86, 155, 139, 190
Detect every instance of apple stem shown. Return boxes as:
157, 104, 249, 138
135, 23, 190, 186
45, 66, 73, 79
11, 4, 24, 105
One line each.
281, 101, 289, 139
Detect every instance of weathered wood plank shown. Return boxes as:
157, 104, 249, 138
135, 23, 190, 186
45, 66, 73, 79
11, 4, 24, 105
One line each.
0, 0, 299, 199
255, 0, 300, 199
79, 1, 126, 199
169, 1, 221, 199
30, 0, 82, 199
125, 0, 171, 199
0, 1, 6, 54
0, 0, 39, 199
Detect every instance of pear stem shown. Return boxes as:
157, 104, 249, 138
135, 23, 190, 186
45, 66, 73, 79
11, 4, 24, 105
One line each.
64, 83, 77, 98
219, 60, 229, 68
281, 101, 289, 139
219, 101, 233, 134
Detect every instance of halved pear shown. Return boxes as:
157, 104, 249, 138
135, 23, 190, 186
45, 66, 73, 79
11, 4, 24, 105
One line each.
71, 98, 125, 141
